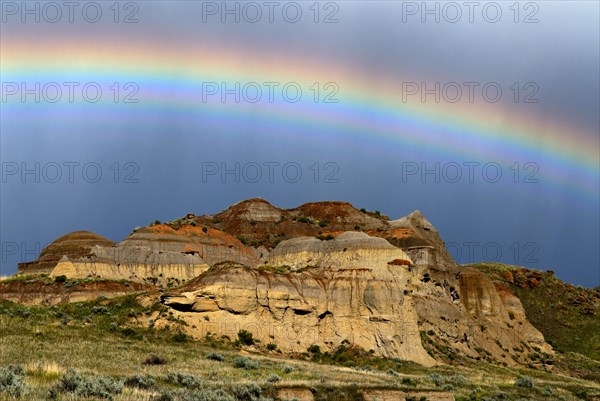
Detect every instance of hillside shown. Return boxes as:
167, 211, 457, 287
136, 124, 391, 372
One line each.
1, 199, 599, 401
471, 263, 600, 364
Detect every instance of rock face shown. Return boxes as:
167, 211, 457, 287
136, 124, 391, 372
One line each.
267, 232, 412, 270
161, 207, 550, 366
48, 257, 208, 287
388, 210, 456, 271
118, 225, 258, 267
163, 234, 421, 364
197, 198, 390, 249
163, 259, 436, 366
11, 198, 552, 367
215, 198, 284, 223
18, 225, 258, 285
292, 201, 388, 229
17, 231, 115, 274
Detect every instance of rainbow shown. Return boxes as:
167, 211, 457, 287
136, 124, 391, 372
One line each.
2, 38, 598, 200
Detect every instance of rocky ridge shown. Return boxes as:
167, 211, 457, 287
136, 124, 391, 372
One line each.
10, 198, 552, 367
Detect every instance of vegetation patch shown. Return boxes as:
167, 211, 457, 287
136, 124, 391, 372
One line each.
232, 357, 260, 370
124, 374, 156, 390
0, 365, 28, 398
54, 369, 124, 400
237, 329, 255, 346
164, 372, 202, 389
313, 384, 366, 401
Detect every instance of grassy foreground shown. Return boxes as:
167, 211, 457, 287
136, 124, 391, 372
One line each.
0, 290, 598, 401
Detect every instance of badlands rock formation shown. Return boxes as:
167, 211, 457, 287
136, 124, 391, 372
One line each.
13, 198, 552, 366
17, 231, 116, 274
18, 224, 257, 286
159, 199, 551, 366
266, 232, 412, 270
162, 233, 434, 364
196, 198, 389, 249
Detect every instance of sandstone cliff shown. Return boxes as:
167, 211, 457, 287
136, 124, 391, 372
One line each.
10, 198, 552, 367
266, 232, 412, 270
17, 224, 259, 286
17, 231, 115, 274
161, 232, 434, 364
158, 201, 551, 366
